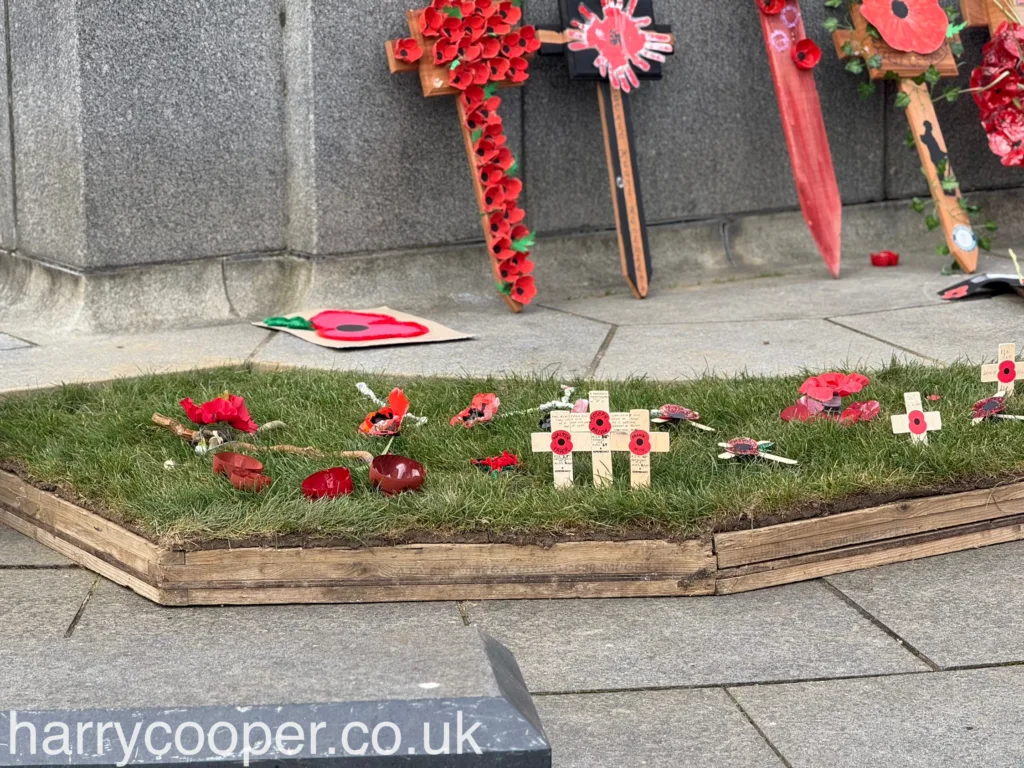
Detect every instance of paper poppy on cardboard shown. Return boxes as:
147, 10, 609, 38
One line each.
791, 39, 821, 70
301, 468, 354, 499
308, 310, 429, 343
451, 393, 501, 428
212, 452, 272, 492
181, 394, 258, 433
359, 388, 411, 437
550, 430, 573, 456
859, 0, 948, 55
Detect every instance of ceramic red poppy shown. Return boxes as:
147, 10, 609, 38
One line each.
181, 393, 258, 433
471, 451, 520, 474
972, 396, 1007, 421
839, 400, 881, 425
759, 0, 786, 13
308, 310, 428, 343
551, 430, 573, 456
394, 37, 423, 63
212, 452, 272, 492
511, 275, 537, 305
780, 395, 826, 423
589, 410, 612, 436
301, 467, 354, 499
871, 250, 900, 267
799, 372, 870, 402
359, 388, 411, 437
791, 39, 821, 70
860, 0, 948, 55
907, 410, 928, 435
629, 429, 652, 456
370, 454, 426, 495
998, 360, 1018, 384
450, 392, 501, 428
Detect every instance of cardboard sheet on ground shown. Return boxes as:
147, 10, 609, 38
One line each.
255, 307, 472, 350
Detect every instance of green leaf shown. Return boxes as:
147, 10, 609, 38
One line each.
857, 81, 877, 100
941, 85, 961, 102
967, 204, 981, 214
824, 0, 842, 7
935, 158, 947, 176
823, 17, 840, 32
940, 261, 962, 275
845, 58, 864, 74
262, 316, 315, 331
511, 232, 535, 252
924, 65, 941, 85
450, 59, 461, 70
842, 40, 855, 56
912, 72, 927, 85
947, 21, 968, 37
496, 281, 513, 295
883, 70, 902, 80
470, 127, 483, 142
506, 159, 519, 177
980, 235, 992, 251
894, 91, 911, 108
911, 197, 926, 214
941, 177, 959, 192
936, 243, 951, 256
483, 83, 498, 98
866, 54, 883, 69
903, 129, 915, 148
925, 214, 940, 231
951, 41, 964, 57
440, 5, 463, 17
985, 220, 998, 232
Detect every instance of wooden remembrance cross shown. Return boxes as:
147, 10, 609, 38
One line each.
531, 390, 669, 488
537, 0, 674, 299
834, 5, 980, 273
961, 0, 1024, 32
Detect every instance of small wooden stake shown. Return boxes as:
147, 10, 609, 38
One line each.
981, 342, 1023, 397
891, 392, 942, 445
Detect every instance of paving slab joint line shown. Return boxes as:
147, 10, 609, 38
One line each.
245, 331, 277, 364
0, 564, 79, 570
722, 687, 795, 768
63, 574, 99, 639
584, 325, 618, 378
823, 317, 943, 365
821, 578, 941, 671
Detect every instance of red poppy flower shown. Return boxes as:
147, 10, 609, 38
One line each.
479, 164, 505, 189
501, 179, 523, 205
506, 57, 530, 83
589, 410, 612, 436
464, 110, 488, 134
941, 285, 970, 300
839, 400, 881, 425
725, 438, 762, 457
483, 122, 507, 145
394, 38, 423, 63
441, 16, 465, 39
489, 57, 511, 80
359, 388, 411, 437
433, 39, 458, 66
482, 183, 506, 210
450, 392, 500, 428
480, 36, 501, 59
780, 395, 826, 422
551, 430, 573, 456
515, 258, 535, 275
419, 6, 445, 36
519, 26, 542, 53
791, 39, 821, 70
502, 32, 527, 58
927, 394, 942, 401
497, 257, 523, 281
907, 410, 928, 435
486, 17, 511, 36
860, 0, 948, 55
799, 372, 870, 402
464, 13, 486, 39
475, 0, 497, 17
301, 467, 354, 499
308, 310, 428, 342
181, 393, 258, 433
471, 451, 520, 474
504, 202, 526, 223
490, 236, 515, 261
629, 429, 652, 456
212, 452, 272, 492
461, 86, 486, 111
495, 146, 515, 171
759, 0, 786, 13
474, 137, 499, 164
871, 250, 900, 267
972, 396, 1007, 421
449, 63, 474, 90
496, 0, 521, 24
456, 35, 483, 62
998, 360, 1018, 384
487, 210, 511, 238
471, 60, 492, 85
511, 275, 537, 305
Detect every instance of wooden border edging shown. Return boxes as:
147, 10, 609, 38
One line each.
1, 470, 1023, 605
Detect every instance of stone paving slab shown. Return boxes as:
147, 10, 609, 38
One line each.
0, 323, 269, 393
731, 667, 1024, 768
0, 525, 73, 566
594, 319, 921, 380
0, 332, 30, 351
535, 689, 784, 768
464, 582, 927, 694
254, 306, 611, 378
827, 542, 1024, 670
0, 569, 94, 640
831, 295, 1024, 364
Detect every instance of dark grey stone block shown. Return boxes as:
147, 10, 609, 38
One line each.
284, 0, 523, 255
11, 0, 287, 269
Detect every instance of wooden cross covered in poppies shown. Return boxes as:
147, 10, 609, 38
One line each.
386, 1, 541, 313
530, 390, 669, 488
981, 342, 1023, 396
834, 2, 979, 274
891, 391, 943, 444
536, 0, 674, 299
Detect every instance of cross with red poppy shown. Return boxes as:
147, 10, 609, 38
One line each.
891, 391, 942, 445
833, 2, 978, 274
537, 0, 674, 299
981, 342, 1023, 396
386, 2, 541, 313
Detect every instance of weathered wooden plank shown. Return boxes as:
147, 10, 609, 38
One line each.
716, 514, 1024, 594
714, 483, 1024, 568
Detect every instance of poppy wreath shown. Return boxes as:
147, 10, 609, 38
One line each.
418, 0, 539, 306
972, 22, 1024, 167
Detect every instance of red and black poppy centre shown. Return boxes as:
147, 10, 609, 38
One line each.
334, 324, 369, 332
891, 0, 909, 18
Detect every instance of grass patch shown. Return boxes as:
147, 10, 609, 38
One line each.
0, 362, 1022, 547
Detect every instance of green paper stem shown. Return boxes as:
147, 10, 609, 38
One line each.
263, 316, 315, 331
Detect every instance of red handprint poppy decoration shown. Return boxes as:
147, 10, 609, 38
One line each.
566, 0, 674, 91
